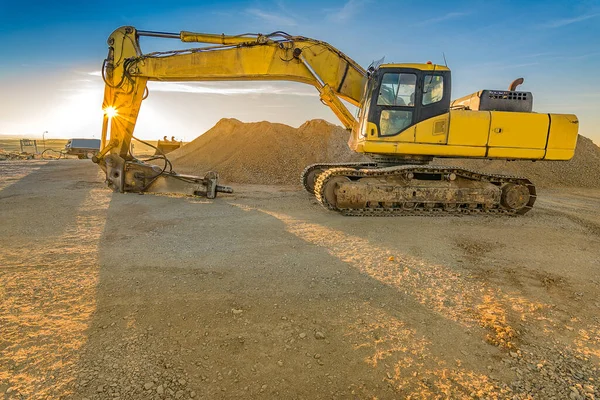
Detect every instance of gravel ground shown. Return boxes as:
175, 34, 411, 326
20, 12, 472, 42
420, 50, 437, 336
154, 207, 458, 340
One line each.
0, 160, 599, 399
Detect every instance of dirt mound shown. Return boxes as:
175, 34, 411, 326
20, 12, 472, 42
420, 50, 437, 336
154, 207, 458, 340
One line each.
170, 118, 600, 188
436, 135, 600, 188
168, 119, 366, 184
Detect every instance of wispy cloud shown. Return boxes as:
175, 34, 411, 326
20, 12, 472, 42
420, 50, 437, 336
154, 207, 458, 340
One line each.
84, 71, 318, 96
326, 0, 371, 22
147, 82, 317, 97
541, 12, 600, 28
499, 62, 539, 69
247, 8, 297, 26
547, 51, 600, 61
518, 52, 555, 59
507, 51, 600, 63
461, 61, 539, 71
413, 11, 469, 26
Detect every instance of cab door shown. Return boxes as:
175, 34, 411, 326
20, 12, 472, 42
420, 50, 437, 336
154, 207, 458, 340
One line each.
367, 68, 451, 141
374, 71, 418, 139
414, 73, 451, 144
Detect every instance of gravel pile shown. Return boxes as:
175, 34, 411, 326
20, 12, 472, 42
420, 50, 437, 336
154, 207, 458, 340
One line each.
169, 119, 599, 188
168, 119, 366, 184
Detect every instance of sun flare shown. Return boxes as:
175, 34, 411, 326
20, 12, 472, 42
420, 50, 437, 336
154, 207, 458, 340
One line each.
104, 106, 118, 118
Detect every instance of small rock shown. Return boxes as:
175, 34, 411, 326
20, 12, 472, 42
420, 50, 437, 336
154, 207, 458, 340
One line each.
299, 332, 307, 339
178, 379, 186, 386
277, 360, 284, 366
97, 385, 104, 393
6, 387, 15, 394
509, 352, 518, 358
156, 385, 164, 395
232, 309, 243, 315
314, 331, 326, 340
314, 354, 321, 359
190, 391, 197, 398
570, 387, 580, 396
260, 384, 267, 392
175, 390, 184, 398
144, 382, 153, 390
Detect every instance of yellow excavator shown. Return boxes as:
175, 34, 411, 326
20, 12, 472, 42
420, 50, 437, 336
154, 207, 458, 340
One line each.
95, 26, 579, 216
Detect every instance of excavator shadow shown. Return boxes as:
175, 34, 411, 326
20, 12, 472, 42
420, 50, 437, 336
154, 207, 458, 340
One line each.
70, 193, 502, 398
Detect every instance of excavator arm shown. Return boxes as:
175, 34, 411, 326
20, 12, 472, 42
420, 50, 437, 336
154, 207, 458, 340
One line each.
96, 26, 366, 197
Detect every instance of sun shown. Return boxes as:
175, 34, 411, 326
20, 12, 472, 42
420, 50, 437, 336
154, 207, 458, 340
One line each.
104, 106, 118, 118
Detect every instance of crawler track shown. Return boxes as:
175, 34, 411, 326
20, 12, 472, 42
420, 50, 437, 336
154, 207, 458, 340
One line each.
300, 162, 377, 193
313, 165, 536, 216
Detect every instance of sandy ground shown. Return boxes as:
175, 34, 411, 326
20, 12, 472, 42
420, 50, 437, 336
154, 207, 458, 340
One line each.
0, 160, 599, 400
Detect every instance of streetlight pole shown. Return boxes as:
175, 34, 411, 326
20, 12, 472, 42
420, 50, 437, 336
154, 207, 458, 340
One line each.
43, 131, 47, 151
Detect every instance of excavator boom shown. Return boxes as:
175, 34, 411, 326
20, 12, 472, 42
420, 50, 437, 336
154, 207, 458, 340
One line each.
97, 26, 368, 197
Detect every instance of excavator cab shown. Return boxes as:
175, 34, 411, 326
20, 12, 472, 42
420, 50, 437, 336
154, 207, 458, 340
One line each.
357, 64, 451, 140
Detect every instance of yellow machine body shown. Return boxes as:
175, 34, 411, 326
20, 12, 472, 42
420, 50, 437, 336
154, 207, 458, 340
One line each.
347, 63, 578, 161
353, 110, 579, 160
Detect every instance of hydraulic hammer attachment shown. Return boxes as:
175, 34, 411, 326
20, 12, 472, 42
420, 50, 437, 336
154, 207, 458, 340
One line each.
97, 153, 233, 198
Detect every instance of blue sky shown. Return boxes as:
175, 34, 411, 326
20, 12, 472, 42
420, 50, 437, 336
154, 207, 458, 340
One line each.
1, 0, 599, 142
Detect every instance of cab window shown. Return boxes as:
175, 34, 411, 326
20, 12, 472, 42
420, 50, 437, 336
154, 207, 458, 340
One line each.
422, 75, 444, 105
377, 73, 417, 106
